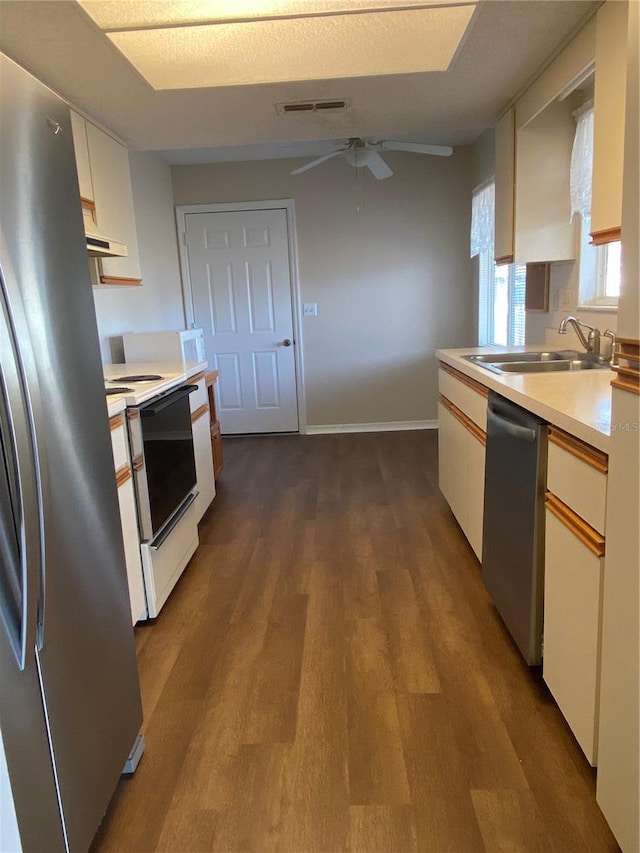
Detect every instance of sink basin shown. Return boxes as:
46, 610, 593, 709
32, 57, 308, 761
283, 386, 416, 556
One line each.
495, 359, 608, 373
464, 350, 579, 365
462, 350, 609, 375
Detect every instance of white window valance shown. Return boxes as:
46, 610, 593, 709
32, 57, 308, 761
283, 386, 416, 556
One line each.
570, 101, 594, 219
470, 180, 495, 257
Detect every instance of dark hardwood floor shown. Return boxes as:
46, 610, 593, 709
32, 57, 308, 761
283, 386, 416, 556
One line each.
92, 431, 619, 852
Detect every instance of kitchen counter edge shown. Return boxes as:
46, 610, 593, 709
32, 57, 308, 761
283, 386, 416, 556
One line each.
436, 346, 612, 453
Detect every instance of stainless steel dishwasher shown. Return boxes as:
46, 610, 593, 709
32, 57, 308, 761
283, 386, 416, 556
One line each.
482, 392, 548, 665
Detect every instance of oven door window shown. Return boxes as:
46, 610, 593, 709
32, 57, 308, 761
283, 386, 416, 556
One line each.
140, 388, 196, 537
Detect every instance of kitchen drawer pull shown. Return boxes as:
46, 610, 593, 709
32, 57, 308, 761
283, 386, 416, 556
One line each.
439, 394, 486, 446
549, 427, 608, 473
190, 404, 209, 424
439, 362, 489, 398
545, 492, 605, 557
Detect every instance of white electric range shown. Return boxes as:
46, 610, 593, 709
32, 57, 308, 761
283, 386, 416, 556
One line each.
103, 362, 206, 618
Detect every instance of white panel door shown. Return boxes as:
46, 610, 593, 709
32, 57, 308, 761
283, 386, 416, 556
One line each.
185, 208, 298, 434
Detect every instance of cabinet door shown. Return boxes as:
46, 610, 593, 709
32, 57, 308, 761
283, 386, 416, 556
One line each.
85, 122, 142, 285
192, 409, 216, 521
514, 98, 578, 264
70, 112, 94, 204
591, 0, 628, 244
117, 471, 148, 624
438, 401, 485, 560
494, 108, 515, 264
543, 505, 605, 766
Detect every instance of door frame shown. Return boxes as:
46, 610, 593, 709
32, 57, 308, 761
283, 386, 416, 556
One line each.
175, 199, 307, 434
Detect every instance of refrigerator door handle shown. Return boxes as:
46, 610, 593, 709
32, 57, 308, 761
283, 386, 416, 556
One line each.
0, 232, 47, 667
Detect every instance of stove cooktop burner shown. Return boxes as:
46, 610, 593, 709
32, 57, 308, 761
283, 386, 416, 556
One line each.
112, 374, 164, 383
105, 387, 133, 396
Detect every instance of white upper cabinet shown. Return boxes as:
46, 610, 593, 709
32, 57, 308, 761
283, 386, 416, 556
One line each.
85, 122, 142, 285
506, 16, 595, 265
70, 111, 142, 285
514, 97, 579, 264
494, 108, 515, 264
591, 0, 628, 245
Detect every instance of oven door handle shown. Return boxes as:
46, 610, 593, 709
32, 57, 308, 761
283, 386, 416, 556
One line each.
140, 384, 197, 417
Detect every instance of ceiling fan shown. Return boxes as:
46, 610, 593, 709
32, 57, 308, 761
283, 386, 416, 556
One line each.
291, 137, 453, 180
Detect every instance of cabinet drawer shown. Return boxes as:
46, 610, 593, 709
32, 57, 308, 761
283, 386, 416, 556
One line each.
547, 427, 608, 535
189, 375, 208, 412
438, 363, 488, 430
109, 415, 129, 471
543, 506, 604, 765
438, 401, 485, 561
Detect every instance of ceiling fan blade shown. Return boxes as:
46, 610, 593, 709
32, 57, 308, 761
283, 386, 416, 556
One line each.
362, 150, 393, 180
380, 140, 453, 157
291, 151, 342, 175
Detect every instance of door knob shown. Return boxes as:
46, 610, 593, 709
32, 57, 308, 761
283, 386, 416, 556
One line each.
283, 338, 292, 347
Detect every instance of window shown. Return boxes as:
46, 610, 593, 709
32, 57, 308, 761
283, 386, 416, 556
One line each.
472, 180, 526, 346
570, 102, 620, 310
479, 254, 526, 346
578, 215, 621, 308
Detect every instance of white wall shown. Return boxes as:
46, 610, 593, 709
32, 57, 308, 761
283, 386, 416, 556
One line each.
93, 151, 186, 363
172, 151, 475, 428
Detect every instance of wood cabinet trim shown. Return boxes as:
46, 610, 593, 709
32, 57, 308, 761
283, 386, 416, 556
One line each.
98, 275, 142, 287
189, 371, 206, 385
126, 408, 140, 420
549, 426, 609, 473
495, 254, 514, 265
589, 226, 622, 246
611, 371, 640, 396
132, 454, 144, 472
191, 403, 209, 424
204, 369, 220, 387
109, 413, 124, 431
611, 337, 640, 395
545, 492, 606, 557
439, 394, 487, 447
439, 362, 489, 398
115, 464, 132, 488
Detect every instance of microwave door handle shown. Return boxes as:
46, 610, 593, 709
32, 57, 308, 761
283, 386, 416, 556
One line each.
0, 238, 45, 668
140, 384, 197, 416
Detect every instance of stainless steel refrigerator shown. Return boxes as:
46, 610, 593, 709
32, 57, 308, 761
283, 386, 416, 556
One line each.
0, 53, 143, 851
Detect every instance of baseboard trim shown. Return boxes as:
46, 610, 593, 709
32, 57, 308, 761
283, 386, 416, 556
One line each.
305, 420, 438, 435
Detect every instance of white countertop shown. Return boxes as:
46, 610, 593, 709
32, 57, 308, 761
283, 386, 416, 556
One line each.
436, 346, 612, 453
105, 359, 208, 416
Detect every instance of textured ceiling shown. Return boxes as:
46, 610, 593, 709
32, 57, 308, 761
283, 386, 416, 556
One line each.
0, 1, 599, 163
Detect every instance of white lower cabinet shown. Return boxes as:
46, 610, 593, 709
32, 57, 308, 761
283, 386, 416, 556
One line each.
110, 415, 147, 625
116, 472, 147, 624
437, 400, 485, 560
189, 375, 216, 521
543, 505, 605, 765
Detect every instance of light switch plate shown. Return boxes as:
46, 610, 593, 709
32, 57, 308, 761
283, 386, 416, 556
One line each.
303, 303, 318, 317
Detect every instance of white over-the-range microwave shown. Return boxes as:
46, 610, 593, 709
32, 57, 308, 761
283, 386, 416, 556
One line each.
122, 329, 206, 365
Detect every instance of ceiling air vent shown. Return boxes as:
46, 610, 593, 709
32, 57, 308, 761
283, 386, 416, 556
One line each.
276, 99, 351, 116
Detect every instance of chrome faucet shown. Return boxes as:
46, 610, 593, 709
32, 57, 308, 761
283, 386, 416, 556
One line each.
603, 329, 617, 363
558, 315, 601, 358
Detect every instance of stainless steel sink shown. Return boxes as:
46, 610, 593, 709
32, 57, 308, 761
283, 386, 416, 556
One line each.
462, 350, 610, 375
496, 359, 608, 373
464, 350, 579, 365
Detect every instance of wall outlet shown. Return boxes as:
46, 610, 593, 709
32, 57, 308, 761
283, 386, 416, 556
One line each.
303, 303, 318, 317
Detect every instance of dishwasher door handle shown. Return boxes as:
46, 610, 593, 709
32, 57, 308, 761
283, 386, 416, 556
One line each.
488, 408, 538, 443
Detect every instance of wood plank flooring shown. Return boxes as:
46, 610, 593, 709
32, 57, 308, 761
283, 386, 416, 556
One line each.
92, 431, 619, 853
